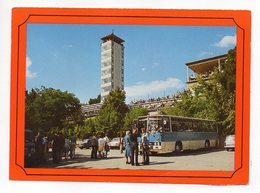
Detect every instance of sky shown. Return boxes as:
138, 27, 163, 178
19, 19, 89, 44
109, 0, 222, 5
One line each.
26, 24, 236, 104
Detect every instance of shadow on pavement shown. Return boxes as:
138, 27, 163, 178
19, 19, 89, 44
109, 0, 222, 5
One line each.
32, 152, 124, 168
152, 148, 225, 157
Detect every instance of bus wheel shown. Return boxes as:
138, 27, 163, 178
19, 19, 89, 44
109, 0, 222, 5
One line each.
205, 140, 210, 149
175, 142, 182, 153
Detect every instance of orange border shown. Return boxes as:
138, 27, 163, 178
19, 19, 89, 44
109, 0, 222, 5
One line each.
10, 8, 251, 184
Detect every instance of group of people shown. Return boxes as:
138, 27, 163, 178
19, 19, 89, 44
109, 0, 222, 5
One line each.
34, 131, 76, 164
124, 127, 150, 166
34, 129, 150, 166
51, 132, 76, 164
90, 133, 110, 159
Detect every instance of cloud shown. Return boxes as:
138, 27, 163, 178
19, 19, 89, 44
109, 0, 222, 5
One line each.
198, 51, 214, 58
141, 67, 147, 71
26, 56, 37, 79
152, 62, 160, 68
141, 62, 160, 72
125, 77, 184, 98
62, 44, 73, 49
214, 35, 236, 48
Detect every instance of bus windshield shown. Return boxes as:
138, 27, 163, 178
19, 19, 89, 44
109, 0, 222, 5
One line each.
138, 117, 163, 133
148, 118, 163, 133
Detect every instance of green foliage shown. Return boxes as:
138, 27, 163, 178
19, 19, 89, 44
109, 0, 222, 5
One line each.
73, 118, 98, 139
161, 90, 208, 118
123, 106, 148, 131
88, 94, 101, 104
26, 87, 84, 135
95, 88, 129, 137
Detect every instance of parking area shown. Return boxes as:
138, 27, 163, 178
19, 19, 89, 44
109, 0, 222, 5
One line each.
43, 148, 235, 171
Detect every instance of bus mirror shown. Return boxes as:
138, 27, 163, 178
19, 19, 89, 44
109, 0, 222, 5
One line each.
163, 120, 167, 125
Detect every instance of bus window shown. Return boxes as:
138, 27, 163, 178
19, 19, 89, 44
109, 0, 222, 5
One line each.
207, 122, 212, 131
207, 121, 215, 132
192, 121, 198, 131
171, 121, 178, 131
179, 122, 186, 131
202, 121, 210, 131
185, 121, 193, 131
163, 117, 170, 132
148, 118, 163, 133
211, 122, 217, 132
138, 119, 147, 131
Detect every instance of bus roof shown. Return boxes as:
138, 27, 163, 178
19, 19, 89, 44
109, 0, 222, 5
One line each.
136, 115, 216, 122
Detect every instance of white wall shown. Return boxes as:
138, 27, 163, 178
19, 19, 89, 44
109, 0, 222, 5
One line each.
112, 41, 124, 90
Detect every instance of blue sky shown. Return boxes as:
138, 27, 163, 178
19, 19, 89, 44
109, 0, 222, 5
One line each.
26, 24, 236, 103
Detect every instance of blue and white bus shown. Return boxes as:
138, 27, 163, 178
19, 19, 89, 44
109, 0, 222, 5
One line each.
133, 115, 218, 154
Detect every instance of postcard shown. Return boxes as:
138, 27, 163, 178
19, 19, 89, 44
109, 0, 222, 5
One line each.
10, 8, 251, 184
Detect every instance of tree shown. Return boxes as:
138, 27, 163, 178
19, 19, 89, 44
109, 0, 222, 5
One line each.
213, 48, 236, 134
123, 106, 148, 131
161, 89, 208, 118
26, 87, 84, 135
74, 118, 98, 139
88, 94, 101, 104
95, 88, 129, 137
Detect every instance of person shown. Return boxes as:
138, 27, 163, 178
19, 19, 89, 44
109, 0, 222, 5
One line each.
58, 132, 65, 162
141, 128, 150, 165
119, 132, 124, 154
69, 133, 76, 159
130, 128, 139, 166
91, 134, 98, 159
35, 131, 44, 164
42, 135, 49, 162
52, 133, 60, 164
124, 130, 132, 164
98, 134, 106, 158
64, 137, 70, 160
103, 134, 109, 158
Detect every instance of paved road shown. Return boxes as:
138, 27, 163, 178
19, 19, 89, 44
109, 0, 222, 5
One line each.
44, 148, 234, 171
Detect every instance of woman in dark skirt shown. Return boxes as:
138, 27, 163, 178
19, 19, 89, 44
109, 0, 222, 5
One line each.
124, 131, 132, 164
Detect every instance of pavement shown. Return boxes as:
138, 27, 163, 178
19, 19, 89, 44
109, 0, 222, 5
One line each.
39, 148, 234, 171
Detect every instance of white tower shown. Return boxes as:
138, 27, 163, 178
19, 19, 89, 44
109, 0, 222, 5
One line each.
100, 33, 125, 102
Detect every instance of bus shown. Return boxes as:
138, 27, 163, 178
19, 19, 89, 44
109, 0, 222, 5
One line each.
133, 115, 218, 154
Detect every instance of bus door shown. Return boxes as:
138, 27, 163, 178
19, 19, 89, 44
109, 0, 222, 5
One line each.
138, 117, 148, 132
147, 117, 162, 142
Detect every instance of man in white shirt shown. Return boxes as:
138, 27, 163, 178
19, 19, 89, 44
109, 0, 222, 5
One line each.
98, 136, 106, 158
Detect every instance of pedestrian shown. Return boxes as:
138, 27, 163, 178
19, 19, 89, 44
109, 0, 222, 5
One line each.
141, 128, 150, 165
64, 137, 70, 160
130, 128, 139, 166
124, 130, 132, 164
58, 132, 65, 162
91, 134, 98, 159
52, 133, 60, 164
98, 134, 106, 158
42, 135, 48, 162
103, 133, 110, 158
35, 131, 44, 164
69, 133, 76, 159
119, 132, 124, 154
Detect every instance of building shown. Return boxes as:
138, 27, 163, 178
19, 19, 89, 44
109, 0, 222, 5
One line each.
186, 54, 228, 90
100, 33, 125, 102
81, 103, 103, 118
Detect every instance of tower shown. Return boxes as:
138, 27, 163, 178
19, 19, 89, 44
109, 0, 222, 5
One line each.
100, 33, 125, 102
